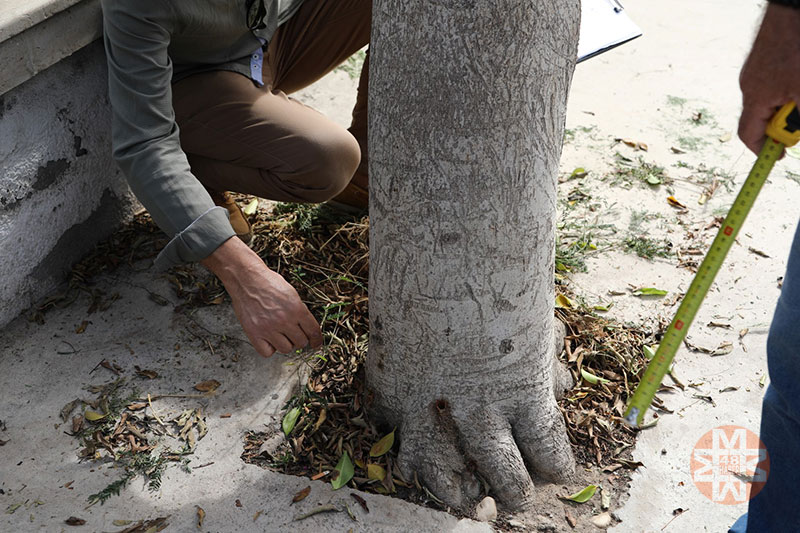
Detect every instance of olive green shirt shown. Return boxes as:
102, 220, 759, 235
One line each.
100, 0, 304, 269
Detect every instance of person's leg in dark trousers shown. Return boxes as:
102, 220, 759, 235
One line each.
729, 219, 800, 533
171, 0, 372, 215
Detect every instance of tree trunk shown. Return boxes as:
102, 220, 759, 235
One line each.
367, 0, 581, 512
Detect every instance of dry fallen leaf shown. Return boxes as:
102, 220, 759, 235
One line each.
84, 410, 106, 422
350, 493, 369, 513
196, 506, 205, 529
344, 502, 358, 522
685, 339, 733, 355
292, 486, 311, 504
565, 510, 577, 528
135, 366, 158, 379
148, 292, 169, 306
120, 516, 169, 532
312, 409, 327, 432
194, 380, 221, 392
369, 430, 395, 457
293, 504, 339, 521
60, 399, 81, 421
71, 415, 83, 434
367, 464, 386, 481
65, 517, 86, 526
711, 341, 734, 356
75, 321, 89, 334
99, 359, 121, 375
667, 196, 687, 209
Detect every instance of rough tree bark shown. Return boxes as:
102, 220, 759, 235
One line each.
366, 0, 581, 511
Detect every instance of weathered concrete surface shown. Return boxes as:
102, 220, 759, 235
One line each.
0, 259, 490, 532
0, 0, 101, 95
0, 0, 85, 40
563, 0, 789, 531
0, 39, 137, 328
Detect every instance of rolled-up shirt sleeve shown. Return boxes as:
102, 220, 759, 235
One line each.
101, 0, 235, 269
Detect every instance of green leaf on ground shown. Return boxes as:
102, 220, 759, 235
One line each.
331, 452, 354, 490
243, 198, 259, 216
632, 287, 668, 297
5, 503, 22, 515
555, 294, 575, 309
282, 407, 301, 437
369, 430, 395, 458
367, 463, 386, 481
562, 484, 597, 503
85, 410, 107, 422
580, 368, 610, 385
570, 167, 589, 179
643, 345, 658, 360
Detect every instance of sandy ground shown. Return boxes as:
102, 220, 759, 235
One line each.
564, 1, 797, 531
2, 0, 796, 531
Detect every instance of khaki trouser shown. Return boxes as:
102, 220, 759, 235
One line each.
171, 0, 370, 204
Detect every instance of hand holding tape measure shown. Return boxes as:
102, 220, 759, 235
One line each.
623, 102, 800, 427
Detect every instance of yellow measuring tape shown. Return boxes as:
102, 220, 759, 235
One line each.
623, 102, 800, 427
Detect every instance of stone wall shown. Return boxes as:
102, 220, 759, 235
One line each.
0, 1, 137, 327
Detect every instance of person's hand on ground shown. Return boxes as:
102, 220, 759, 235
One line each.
739, 3, 800, 154
201, 237, 323, 357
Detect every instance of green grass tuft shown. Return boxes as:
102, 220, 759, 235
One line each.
608, 154, 670, 188
624, 235, 673, 260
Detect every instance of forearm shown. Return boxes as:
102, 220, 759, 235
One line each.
200, 235, 262, 284
102, 0, 235, 268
